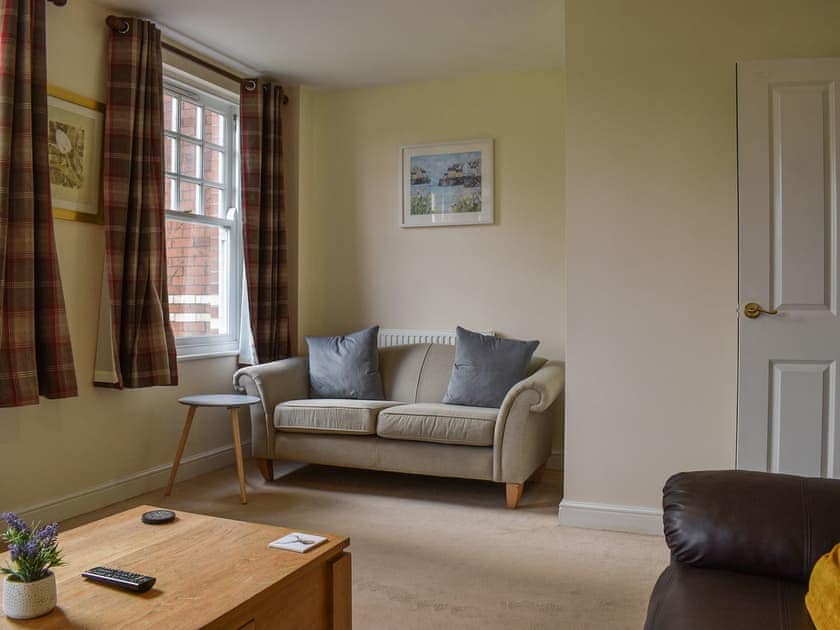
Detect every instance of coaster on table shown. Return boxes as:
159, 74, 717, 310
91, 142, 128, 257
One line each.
141, 509, 176, 525
268, 532, 327, 553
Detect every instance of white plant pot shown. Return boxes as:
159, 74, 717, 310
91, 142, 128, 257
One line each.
2, 572, 57, 620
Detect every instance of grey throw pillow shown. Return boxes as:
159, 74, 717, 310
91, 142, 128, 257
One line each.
442, 326, 539, 408
306, 326, 385, 400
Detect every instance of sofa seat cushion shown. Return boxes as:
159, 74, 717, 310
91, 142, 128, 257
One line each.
274, 399, 401, 435
377, 403, 498, 446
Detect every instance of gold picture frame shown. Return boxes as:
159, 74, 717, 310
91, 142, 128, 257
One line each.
47, 86, 105, 224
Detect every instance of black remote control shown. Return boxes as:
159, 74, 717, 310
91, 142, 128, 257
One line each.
82, 567, 156, 593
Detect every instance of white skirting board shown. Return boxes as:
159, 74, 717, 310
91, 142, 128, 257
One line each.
558, 499, 663, 536
14, 441, 250, 525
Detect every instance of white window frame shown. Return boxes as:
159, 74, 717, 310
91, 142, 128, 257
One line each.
163, 71, 242, 360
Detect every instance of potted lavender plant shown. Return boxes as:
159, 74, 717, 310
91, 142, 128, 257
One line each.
1, 513, 63, 619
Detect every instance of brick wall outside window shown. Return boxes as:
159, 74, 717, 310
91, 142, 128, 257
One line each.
166, 221, 221, 337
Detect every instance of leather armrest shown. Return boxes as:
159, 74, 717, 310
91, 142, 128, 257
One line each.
663, 469, 840, 583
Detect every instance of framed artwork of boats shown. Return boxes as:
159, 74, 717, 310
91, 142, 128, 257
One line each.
400, 139, 494, 227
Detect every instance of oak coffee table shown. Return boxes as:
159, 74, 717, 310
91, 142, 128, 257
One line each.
0, 506, 351, 629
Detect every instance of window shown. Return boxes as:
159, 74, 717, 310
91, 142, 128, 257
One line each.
163, 75, 241, 358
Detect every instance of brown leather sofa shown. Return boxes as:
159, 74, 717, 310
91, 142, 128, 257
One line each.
644, 470, 840, 630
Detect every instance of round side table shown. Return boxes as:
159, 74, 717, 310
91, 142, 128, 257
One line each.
165, 394, 260, 504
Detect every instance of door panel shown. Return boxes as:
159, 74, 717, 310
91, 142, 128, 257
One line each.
738, 58, 840, 478
770, 361, 833, 477
772, 83, 833, 310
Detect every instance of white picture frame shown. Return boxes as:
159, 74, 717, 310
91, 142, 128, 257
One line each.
400, 138, 494, 228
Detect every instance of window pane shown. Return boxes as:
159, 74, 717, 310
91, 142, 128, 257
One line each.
203, 186, 224, 218
166, 219, 226, 337
204, 110, 225, 145
179, 100, 202, 138
179, 140, 201, 178
165, 177, 177, 211
164, 136, 176, 173
164, 94, 177, 132
204, 148, 223, 184
179, 181, 199, 213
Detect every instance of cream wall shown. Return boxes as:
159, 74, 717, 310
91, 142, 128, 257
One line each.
0, 0, 243, 519
298, 70, 565, 448
564, 0, 840, 511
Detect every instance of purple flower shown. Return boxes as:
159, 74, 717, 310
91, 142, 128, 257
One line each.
1, 514, 63, 582
1, 512, 29, 534
22, 539, 39, 559
34, 523, 58, 545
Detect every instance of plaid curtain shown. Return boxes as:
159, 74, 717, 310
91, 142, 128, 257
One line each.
240, 80, 289, 363
97, 17, 177, 388
0, 0, 77, 407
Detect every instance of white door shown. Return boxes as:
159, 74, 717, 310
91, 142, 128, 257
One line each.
738, 58, 840, 478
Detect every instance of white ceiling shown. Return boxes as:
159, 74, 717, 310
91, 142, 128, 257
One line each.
96, 0, 564, 87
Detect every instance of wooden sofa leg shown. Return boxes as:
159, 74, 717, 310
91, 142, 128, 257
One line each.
506, 483, 524, 509
256, 458, 274, 482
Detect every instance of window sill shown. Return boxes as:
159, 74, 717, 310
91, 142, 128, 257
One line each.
177, 348, 240, 362
175, 334, 239, 361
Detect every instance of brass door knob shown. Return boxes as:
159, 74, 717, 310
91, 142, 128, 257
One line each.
743, 302, 779, 319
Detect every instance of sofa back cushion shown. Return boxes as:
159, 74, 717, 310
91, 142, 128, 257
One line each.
379, 344, 430, 402
378, 343, 456, 403
378, 342, 547, 404
416, 344, 457, 403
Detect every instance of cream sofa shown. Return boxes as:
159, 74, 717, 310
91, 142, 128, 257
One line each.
233, 342, 565, 508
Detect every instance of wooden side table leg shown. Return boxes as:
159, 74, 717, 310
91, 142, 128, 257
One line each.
165, 405, 197, 496
230, 407, 248, 504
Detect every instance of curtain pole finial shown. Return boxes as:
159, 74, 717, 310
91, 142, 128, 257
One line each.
106, 15, 130, 34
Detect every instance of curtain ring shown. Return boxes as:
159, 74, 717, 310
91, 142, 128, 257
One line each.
118, 22, 130, 34
244, 80, 257, 91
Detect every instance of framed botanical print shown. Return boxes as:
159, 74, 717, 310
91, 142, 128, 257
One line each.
47, 86, 105, 223
400, 138, 494, 227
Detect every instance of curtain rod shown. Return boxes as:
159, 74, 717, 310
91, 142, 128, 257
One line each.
105, 15, 288, 104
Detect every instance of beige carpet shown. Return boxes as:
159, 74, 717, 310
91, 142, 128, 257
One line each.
63, 462, 668, 629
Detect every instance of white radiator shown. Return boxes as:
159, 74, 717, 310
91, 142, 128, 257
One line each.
377, 328, 494, 347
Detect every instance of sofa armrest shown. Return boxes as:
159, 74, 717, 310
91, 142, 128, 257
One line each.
233, 357, 309, 459
503, 360, 565, 413
492, 361, 565, 482
663, 470, 840, 583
